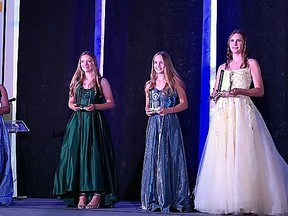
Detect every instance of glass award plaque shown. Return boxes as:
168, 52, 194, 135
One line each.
218, 70, 232, 93
77, 90, 92, 107
149, 89, 161, 112
211, 70, 233, 102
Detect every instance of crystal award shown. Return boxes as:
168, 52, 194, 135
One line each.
77, 90, 92, 107
149, 89, 161, 112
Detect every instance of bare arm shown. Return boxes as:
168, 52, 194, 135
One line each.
145, 83, 153, 116
230, 59, 264, 97
158, 82, 188, 116
0, 85, 10, 115
68, 78, 115, 112
92, 78, 115, 110
209, 64, 226, 102
171, 82, 188, 112
212, 64, 225, 96
68, 93, 81, 111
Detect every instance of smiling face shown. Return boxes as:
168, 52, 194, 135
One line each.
228, 33, 245, 54
80, 54, 95, 73
153, 54, 165, 74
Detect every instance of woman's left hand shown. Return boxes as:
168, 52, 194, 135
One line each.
84, 104, 96, 111
158, 108, 170, 116
228, 88, 241, 97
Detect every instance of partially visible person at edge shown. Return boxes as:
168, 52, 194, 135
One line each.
140, 51, 192, 212
194, 29, 288, 215
0, 84, 13, 205
53, 51, 119, 209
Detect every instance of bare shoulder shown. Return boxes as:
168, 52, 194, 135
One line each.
218, 63, 226, 70
248, 58, 259, 67
100, 77, 111, 87
144, 81, 151, 91
175, 80, 184, 91
0, 84, 5, 93
100, 77, 109, 84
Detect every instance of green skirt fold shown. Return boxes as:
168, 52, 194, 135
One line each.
53, 110, 119, 207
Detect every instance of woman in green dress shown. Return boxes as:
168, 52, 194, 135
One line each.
53, 51, 118, 209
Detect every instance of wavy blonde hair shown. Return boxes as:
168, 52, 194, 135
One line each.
145, 51, 185, 94
69, 51, 102, 97
225, 29, 249, 69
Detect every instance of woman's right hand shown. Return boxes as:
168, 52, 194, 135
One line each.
210, 91, 220, 101
69, 102, 82, 111
146, 109, 154, 116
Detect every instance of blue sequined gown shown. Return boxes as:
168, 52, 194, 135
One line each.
0, 115, 13, 205
141, 88, 191, 212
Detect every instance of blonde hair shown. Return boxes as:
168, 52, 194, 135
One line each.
145, 51, 185, 94
69, 51, 102, 97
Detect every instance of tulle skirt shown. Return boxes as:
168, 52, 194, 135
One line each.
194, 96, 288, 215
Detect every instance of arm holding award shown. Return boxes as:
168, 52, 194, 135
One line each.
141, 51, 191, 212
147, 88, 161, 115
145, 84, 158, 116
144, 52, 188, 116
210, 67, 233, 102
53, 51, 118, 209
193, 30, 288, 216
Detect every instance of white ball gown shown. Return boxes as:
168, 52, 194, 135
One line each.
194, 68, 288, 215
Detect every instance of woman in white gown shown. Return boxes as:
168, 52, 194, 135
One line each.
194, 29, 288, 215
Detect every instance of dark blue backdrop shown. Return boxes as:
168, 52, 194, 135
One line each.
16, 0, 288, 200
103, 0, 203, 200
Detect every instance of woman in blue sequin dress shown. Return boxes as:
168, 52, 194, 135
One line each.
141, 51, 191, 212
0, 84, 13, 205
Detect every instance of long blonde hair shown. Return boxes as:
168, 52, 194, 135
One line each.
225, 29, 249, 69
69, 51, 102, 97
145, 51, 185, 94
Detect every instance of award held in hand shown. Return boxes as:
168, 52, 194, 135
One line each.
77, 90, 93, 108
149, 89, 161, 113
211, 70, 233, 102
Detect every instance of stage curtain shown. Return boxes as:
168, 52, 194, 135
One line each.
104, 0, 203, 200
217, 0, 288, 162
17, 0, 96, 197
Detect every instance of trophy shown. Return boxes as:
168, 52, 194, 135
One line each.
77, 90, 93, 108
149, 89, 161, 113
210, 70, 233, 102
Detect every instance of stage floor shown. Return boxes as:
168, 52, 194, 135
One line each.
0, 198, 212, 216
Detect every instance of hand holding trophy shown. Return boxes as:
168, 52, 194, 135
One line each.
148, 89, 161, 115
76, 90, 93, 110
210, 70, 233, 102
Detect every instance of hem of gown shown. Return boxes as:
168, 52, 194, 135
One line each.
55, 192, 118, 208
0, 195, 13, 206
195, 206, 288, 216
141, 203, 192, 213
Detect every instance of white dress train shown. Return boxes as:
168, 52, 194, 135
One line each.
194, 68, 288, 215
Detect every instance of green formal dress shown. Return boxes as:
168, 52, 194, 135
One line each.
53, 85, 119, 207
